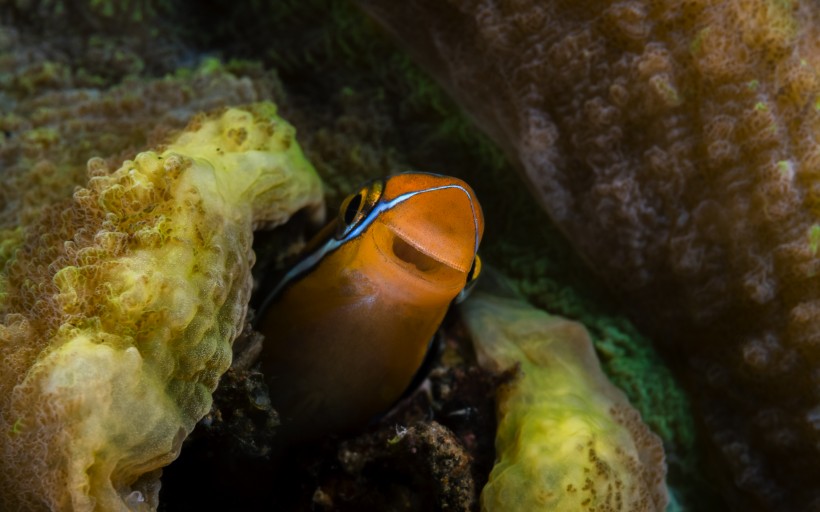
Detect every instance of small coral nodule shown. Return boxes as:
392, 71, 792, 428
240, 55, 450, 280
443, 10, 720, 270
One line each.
0, 103, 323, 511
460, 290, 668, 512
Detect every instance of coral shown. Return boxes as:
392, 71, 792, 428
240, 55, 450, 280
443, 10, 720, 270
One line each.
0, 18, 286, 258
0, 0, 184, 90
461, 290, 668, 512
0, 104, 323, 510
0, 26, 280, 235
358, 0, 820, 508
1, 0, 173, 36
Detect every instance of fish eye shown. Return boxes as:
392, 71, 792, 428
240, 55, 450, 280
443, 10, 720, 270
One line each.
336, 179, 385, 239
343, 192, 364, 226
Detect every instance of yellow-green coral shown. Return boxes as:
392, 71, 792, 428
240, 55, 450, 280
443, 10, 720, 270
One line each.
461, 291, 668, 512
0, 103, 323, 510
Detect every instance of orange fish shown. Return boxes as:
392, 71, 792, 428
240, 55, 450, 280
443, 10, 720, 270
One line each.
257, 172, 484, 440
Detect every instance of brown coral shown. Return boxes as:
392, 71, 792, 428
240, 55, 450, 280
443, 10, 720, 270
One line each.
358, 0, 820, 509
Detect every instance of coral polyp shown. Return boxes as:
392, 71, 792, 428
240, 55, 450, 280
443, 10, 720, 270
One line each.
0, 104, 322, 510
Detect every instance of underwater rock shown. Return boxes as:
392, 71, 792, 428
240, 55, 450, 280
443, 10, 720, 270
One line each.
0, 104, 322, 510
358, 0, 820, 508
461, 290, 668, 511
337, 421, 477, 511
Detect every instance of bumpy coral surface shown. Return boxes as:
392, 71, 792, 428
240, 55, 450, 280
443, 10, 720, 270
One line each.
461, 290, 668, 511
359, 0, 820, 508
0, 24, 276, 236
0, 104, 322, 510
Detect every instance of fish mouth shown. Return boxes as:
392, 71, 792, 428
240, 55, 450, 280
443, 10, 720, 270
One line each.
375, 181, 482, 274
370, 222, 467, 293
384, 219, 475, 273
389, 231, 448, 272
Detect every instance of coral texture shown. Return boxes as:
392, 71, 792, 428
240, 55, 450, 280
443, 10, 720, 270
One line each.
461, 290, 668, 512
0, 27, 277, 236
358, 0, 820, 508
0, 104, 322, 510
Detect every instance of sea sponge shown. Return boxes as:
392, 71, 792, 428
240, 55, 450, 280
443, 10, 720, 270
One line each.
358, 0, 820, 507
0, 103, 323, 510
460, 290, 668, 512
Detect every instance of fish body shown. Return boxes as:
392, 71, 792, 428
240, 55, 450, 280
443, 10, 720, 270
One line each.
258, 172, 483, 439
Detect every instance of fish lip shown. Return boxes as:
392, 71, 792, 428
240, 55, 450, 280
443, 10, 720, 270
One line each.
387, 224, 470, 272
371, 224, 467, 295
